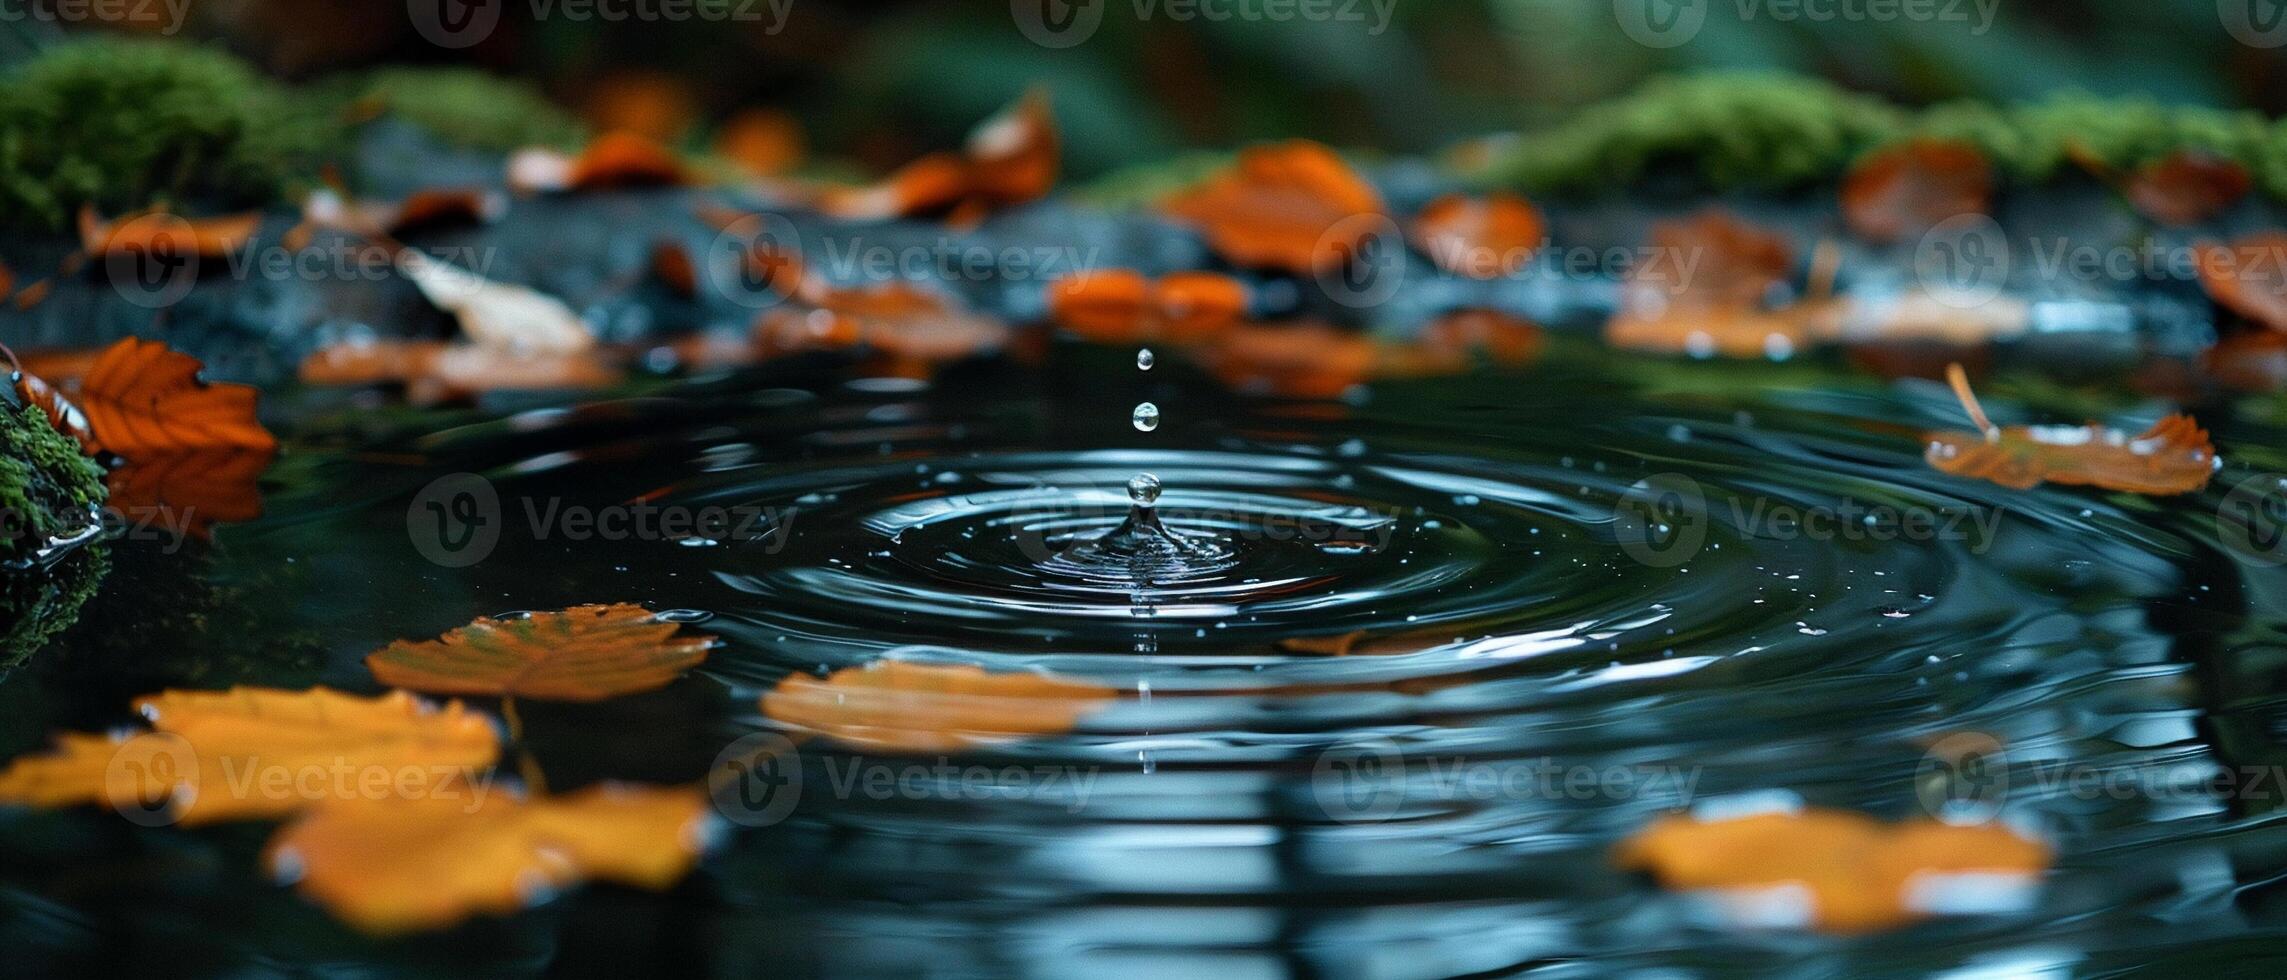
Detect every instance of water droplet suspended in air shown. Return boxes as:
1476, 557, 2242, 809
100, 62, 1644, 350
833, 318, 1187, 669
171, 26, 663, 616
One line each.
1128, 473, 1162, 507
1132, 402, 1159, 432
1137, 348, 1154, 371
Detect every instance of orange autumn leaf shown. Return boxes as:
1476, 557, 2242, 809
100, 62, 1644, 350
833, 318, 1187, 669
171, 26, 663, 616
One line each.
761, 660, 1118, 753
2126, 152, 2251, 226
510, 131, 687, 194
367, 604, 718, 703
105, 449, 270, 540
1045, 269, 1251, 343
1614, 807, 2048, 933
268, 783, 712, 936
1924, 363, 2218, 495
65, 338, 276, 459
1606, 215, 1838, 359
78, 205, 261, 259
819, 89, 1058, 221
1842, 140, 1993, 244
965, 88, 1059, 207
2196, 232, 2287, 333
1197, 321, 1379, 399
299, 340, 622, 404
302, 187, 502, 242
0, 687, 499, 825
715, 108, 805, 177
1163, 140, 1385, 274
1409, 192, 1544, 278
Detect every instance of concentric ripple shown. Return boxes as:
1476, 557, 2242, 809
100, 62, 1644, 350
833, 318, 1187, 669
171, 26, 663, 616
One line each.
207, 359, 2287, 974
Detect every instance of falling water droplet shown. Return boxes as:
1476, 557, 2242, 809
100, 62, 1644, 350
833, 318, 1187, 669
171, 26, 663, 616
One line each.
1131, 402, 1160, 432
1136, 348, 1154, 371
1128, 473, 1162, 507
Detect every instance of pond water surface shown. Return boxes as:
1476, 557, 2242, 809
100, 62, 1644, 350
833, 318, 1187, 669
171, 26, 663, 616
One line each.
6, 343, 2287, 977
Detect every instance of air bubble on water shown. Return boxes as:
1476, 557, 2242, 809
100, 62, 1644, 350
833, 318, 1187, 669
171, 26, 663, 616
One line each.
677, 536, 718, 548
1128, 472, 1162, 507
1337, 438, 1367, 457
1132, 402, 1160, 432
1137, 348, 1155, 370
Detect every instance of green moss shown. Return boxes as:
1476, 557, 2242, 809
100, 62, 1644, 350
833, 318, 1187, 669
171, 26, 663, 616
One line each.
1486, 72, 1907, 194
1482, 72, 2287, 200
0, 404, 105, 561
351, 68, 586, 151
0, 37, 337, 232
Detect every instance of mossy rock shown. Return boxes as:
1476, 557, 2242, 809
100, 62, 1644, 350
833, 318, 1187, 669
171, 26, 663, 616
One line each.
0, 402, 105, 563
0, 37, 338, 232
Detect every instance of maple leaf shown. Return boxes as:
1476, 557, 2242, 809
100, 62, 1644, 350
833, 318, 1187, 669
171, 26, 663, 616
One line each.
1162, 140, 1385, 274
0, 687, 499, 825
1408, 192, 1544, 278
2125, 151, 2251, 227
761, 660, 1118, 753
1924, 363, 2219, 495
366, 604, 719, 703
266, 783, 713, 935
2196, 232, 2287, 334
1614, 807, 2048, 933
1841, 140, 1993, 244
105, 448, 269, 540
67, 338, 276, 459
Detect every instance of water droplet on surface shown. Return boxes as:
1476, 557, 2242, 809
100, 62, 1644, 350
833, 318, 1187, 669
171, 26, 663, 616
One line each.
1136, 348, 1154, 370
1127, 473, 1162, 507
1131, 402, 1160, 432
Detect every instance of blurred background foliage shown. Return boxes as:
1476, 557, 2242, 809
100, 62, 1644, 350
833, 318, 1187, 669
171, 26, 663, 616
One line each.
0, 0, 2282, 181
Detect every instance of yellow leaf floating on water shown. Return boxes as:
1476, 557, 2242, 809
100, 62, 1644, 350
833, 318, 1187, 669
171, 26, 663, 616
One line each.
267, 783, 713, 936
0, 687, 499, 825
1924, 363, 2219, 495
1614, 807, 2049, 933
367, 604, 719, 703
761, 660, 1118, 753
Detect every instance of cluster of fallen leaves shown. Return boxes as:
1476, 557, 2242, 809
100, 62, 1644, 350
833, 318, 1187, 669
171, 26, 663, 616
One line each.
1615, 806, 2049, 932
0, 602, 1129, 934
9, 336, 277, 539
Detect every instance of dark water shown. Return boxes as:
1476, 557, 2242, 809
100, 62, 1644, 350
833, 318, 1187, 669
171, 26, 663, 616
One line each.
6, 342, 2287, 977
